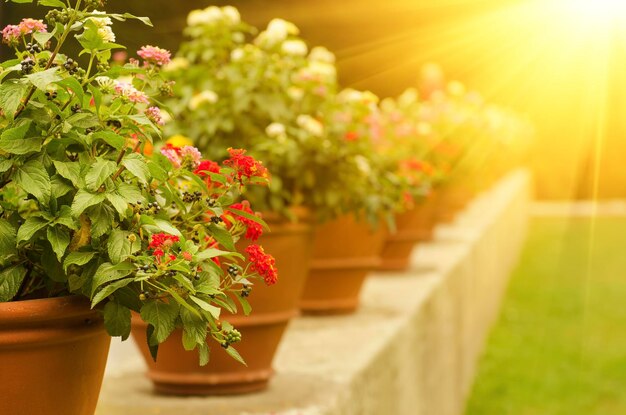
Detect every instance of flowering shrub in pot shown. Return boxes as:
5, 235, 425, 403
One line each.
0, 0, 273, 410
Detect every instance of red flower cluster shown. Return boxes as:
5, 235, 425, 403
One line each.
246, 244, 278, 286
344, 131, 359, 141
223, 201, 264, 241
149, 233, 180, 259
194, 159, 221, 185
224, 148, 268, 182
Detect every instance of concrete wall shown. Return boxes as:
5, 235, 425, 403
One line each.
97, 169, 531, 415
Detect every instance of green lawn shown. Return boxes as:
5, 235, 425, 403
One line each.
465, 217, 626, 415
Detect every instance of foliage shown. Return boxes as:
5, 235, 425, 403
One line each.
164, 7, 405, 224
0, 0, 275, 365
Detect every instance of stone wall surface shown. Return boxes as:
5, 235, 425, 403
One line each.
97, 169, 532, 415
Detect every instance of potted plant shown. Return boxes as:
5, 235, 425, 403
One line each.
159, 6, 407, 391
376, 88, 443, 271
0, 1, 272, 411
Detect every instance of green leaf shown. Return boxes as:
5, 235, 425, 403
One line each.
196, 248, 241, 261
0, 158, 13, 173
66, 113, 99, 129
0, 265, 27, 302
146, 325, 159, 360
105, 192, 128, 217
0, 122, 42, 155
51, 175, 73, 198
85, 158, 117, 191
121, 153, 149, 183
198, 342, 210, 366
153, 219, 182, 237
15, 160, 51, 205
229, 208, 270, 231
103, 301, 132, 340
54, 206, 77, 230
53, 160, 81, 186
147, 160, 168, 181
41, 245, 66, 283
208, 224, 236, 251
76, 20, 105, 51
71, 189, 106, 216
110, 13, 153, 27
88, 203, 114, 238
189, 295, 221, 319
47, 226, 70, 261
63, 251, 96, 272
140, 301, 179, 344
16, 217, 48, 242
224, 346, 247, 366
92, 131, 125, 150
91, 276, 133, 307
180, 308, 208, 351
91, 261, 134, 296
26, 67, 62, 91
237, 295, 252, 316
0, 81, 28, 119
0, 220, 17, 264
33, 30, 54, 47
107, 230, 138, 264
116, 183, 144, 204
38, 0, 65, 6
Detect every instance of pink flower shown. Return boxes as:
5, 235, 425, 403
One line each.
137, 45, 171, 66
179, 146, 202, 170
145, 106, 165, 126
160, 146, 181, 168
160, 144, 203, 170
114, 82, 149, 104
1, 25, 20, 45
18, 19, 47, 35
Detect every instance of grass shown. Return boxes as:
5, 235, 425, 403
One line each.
465, 217, 626, 415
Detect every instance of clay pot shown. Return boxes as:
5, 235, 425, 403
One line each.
132, 210, 314, 395
380, 194, 438, 271
0, 296, 111, 415
300, 215, 387, 315
436, 183, 473, 223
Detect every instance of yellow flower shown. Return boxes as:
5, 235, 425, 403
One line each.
167, 135, 193, 147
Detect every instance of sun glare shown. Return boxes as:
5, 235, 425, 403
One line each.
564, 0, 626, 23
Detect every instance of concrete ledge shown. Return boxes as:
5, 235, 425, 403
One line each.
97, 170, 531, 415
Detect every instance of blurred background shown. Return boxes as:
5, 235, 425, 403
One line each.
2, 0, 624, 199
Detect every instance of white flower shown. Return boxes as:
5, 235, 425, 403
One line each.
398, 88, 418, 106
297, 114, 324, 137
354, 155, 371, 175
307, 61, 336, 80
164, 57, 190, 72
339, 88, 364, 103
98, 26, 115, 42
309, 46, 335, 64
187, 6, 222, 26
95, 76, 114, 89
266, 122, 286, 137
230, 48, 245, 62
89, 11, 112, 28
189, 90, 219, 110
257, 18, 299, 46
287, 87, 304, 101
222, 6, 241, 24
281, 39, 308, 56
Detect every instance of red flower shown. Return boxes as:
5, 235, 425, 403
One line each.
194, 160, 220, 178
223, 201, 263, 241
182, 251, 193, 261
223, 148, 268, 182
246, 244, 278, 286
344, 131, 359, 141
149, 233, 180, 249
153, 248, 164, 258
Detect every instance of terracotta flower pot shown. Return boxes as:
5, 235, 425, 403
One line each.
300, 215, 387, 315
0, 296, 111, 415
132, 211, 314, 395
380, 194, 438, 271
436, 184, 473, 223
